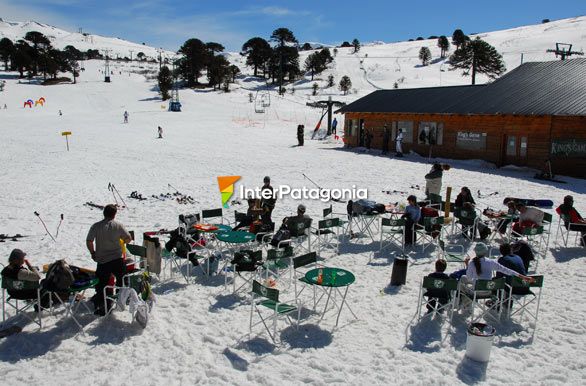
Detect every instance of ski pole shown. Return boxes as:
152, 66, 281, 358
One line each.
55, 213, 64, 238
108, 183, 119, 206
34, 211, 56, 242
168, 183, 180, 193
111, 184, 128, 208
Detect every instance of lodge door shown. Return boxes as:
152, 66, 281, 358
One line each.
359, 119, 365, 147
503, 134, 529, 166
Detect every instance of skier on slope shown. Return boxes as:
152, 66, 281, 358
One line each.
158, 126, 163, 139
297, 124, 304, 146
123, 111, 129, 123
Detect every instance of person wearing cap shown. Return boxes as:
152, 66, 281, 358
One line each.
462, 242, 534, 283
556, 195, 586, 247
283, 204, 313, 237
86, 204, 133, 315
1, 249, 42, 300
260, 176, 276, 229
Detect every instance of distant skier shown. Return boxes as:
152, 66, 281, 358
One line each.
123, 111, 129, 123
59, 110, 62, 116
158, 126, 163, 139
297, 124, 304, 146
3, 104, 7, 109
382, 125, 390, 154
395, 128, 404, 157
331, 117, 338, 136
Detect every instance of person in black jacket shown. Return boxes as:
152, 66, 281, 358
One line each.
260, 176, 276, 229
297, 124, 305, 146
455, 187, 476, 208
425, 259, 450, 313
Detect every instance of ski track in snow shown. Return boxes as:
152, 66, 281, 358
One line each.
0, 17, 585, 386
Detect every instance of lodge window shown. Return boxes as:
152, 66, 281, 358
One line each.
520, 137, 528, 157
392, 121, 414, 143
350, 119, 359, 136
417, 122, 444, 145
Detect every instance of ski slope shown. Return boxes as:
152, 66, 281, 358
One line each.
0, 16, 585, 386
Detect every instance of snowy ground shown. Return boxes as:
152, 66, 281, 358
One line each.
1, 26, 586, 385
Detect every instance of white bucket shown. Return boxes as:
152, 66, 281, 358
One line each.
465, 323, 496, 362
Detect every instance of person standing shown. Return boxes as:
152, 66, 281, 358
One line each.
402, 195, 421, 246
425, 163, 443, 198
123, 111, 129, 123
260, 176, 276, 229
365, 129, 372, 150
86, 204, 132, 315
382, 126, 390, 154
158, 126, 163, 139
395, 128, 404, 157
331, 117, 338, 136
297, 124, 304, 146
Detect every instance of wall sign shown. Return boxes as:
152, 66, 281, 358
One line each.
456, 132, 487, 150
551, 139, 586, 158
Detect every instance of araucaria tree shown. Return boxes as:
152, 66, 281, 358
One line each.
339, 75, 352, 95
452, 29, 467, 50
0, 38, 14, 71
304, 48, 333, 80
270, 27, 299, 94
449, 37, 506, 85
419, 47, 431, 66
352, 38, 360, 53
437, 36, 450, 58
157, 66, 173, 100
241, 37, 271, 77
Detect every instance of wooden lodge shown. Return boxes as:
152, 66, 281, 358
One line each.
337, 59, 586, 179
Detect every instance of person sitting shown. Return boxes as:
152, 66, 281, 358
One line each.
283, 204, 312, 237
556, 195, 586, 247
496, 243, 530, 296
402, 195, 421, 246
459, 243, 533, 297
425, 259, 450, 314
424, 163, 443, 198
455, 187, 476, 208
233, 199, 259, 231
457, 202, 477, 239
512, 203, 544, 235
495, 201, 517, 234
1, 249, 50, 308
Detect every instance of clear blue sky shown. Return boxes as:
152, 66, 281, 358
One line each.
1, 0, 584, 51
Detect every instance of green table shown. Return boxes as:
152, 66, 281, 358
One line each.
305, 267, 357, 326
216, 231, 255, 244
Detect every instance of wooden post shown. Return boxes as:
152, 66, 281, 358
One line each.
444, 186, 452, 220
61, 131, 72, 151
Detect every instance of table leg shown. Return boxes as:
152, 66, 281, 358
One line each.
335, 286, 357, 326
318, 287, 334, 324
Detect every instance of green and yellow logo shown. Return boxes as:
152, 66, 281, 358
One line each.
217, 176, 241, 208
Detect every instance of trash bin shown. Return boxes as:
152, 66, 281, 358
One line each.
466, 323, 496, 362
390, 256, 408, 286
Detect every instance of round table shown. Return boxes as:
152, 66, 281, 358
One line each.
216, 231, 255, 244
304, 267, 357, 326
193, 223, 232, 234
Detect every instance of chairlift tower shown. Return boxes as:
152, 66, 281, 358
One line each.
306, 96, 346, 135
103, 49, 111, 82
169, 57, 181, 112
546, 43, 584, 60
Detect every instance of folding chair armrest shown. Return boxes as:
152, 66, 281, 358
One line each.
277, 239, 293, 249
257, 232, 273, 244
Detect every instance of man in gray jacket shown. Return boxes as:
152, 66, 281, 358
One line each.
86, 204, 132, 315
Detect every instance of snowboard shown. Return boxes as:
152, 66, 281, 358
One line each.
0, 325, 22, 338
503, 197, 554, 209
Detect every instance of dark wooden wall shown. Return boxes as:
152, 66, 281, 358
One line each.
343, 112, 585, 178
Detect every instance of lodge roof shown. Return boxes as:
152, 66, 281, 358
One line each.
337, 58, 586, 116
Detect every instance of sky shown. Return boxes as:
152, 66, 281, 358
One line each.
1, 0, 584, 52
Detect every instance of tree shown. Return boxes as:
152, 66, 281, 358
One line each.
24, 31, 51, 76
437, 36, 450, 58
300, 42, 312, 51
86, 49, 102, 59
207, 55, 230, 90
304, 48, 331, 80
352, 38, 360, 53
312, 82, 318, 96
177, 38, 207, 86
327, 74, 334, 87
241, 37, 271, 77
157, 66, 173, 100
419, 47, 431, 66
449, 37, 506, 85
270, 27, 299, 94
136, 52, 146, 61
229, 65, 240, 82
0, 38, 14, 71
339, 75, 352, 95
62, 47, 80, 83
340, 41, 352, 48
452, 29, 467, 49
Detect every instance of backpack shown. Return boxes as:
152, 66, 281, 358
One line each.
230, 250, 262, 272
352, 199, 378, 215
43, 260, 75, 291
477, 221, 491, 240
270, 229, 291, 247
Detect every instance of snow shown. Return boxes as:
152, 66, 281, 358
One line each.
0, 16, 585, 386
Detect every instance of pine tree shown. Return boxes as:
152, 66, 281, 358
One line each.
158, 66, 173, 100
241, 37, 271, 77
339, 75, 352, 95
177, 38, 207, 86
270, 27, 299, 94
352, 38, 360, 53
24, 31, 51, 77
452, 29, 467, 49
419, 47, 431, 66
0, 38, 14, 71
327, 74, 334, 87
437, 36, 450, 58
449, 37, 506, 85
